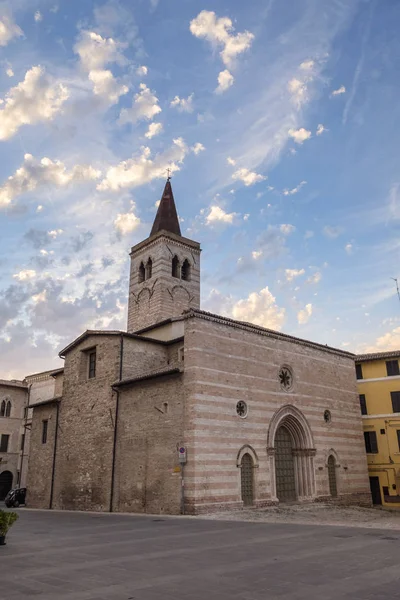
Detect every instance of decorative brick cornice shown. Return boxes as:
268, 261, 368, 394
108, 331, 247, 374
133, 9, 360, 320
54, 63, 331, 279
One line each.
130, 231, 200, 256
183, 309, 354, 358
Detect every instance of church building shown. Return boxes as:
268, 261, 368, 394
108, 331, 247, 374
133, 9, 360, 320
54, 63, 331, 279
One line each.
27, 180, 371, 514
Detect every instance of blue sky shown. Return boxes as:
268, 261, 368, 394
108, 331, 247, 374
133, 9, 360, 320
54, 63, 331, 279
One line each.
0, 0, 399, 378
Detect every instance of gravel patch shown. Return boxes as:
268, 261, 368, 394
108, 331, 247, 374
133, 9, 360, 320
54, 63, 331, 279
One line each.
204, 503, 400, 530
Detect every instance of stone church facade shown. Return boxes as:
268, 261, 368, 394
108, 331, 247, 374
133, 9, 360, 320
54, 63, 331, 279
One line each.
27, 180, 371, 514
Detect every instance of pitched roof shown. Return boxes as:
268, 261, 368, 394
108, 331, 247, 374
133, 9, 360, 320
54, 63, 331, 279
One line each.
355, 350, 400, 362
150, 179, 181, 237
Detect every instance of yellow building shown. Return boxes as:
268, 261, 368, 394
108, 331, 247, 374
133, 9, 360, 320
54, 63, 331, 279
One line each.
356, 351, 400, 507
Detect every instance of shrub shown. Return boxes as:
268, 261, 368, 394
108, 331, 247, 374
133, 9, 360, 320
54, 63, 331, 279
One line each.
0, 510, 19, 536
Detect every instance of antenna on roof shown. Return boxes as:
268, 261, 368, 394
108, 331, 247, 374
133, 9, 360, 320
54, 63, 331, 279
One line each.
391, 278, 400, 303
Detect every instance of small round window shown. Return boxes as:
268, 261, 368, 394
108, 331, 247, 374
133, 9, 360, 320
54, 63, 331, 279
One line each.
236, 401, 248, 418
279, 366, 293, 392
324, 410, 332, 423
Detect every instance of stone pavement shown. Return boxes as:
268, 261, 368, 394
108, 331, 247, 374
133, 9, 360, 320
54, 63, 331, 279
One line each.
1, 509, 400, 600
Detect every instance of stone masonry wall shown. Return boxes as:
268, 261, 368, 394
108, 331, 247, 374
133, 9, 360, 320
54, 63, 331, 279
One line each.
51, 335, 121, 512
182, 314, 371, 514
26, 403, 57, 508
114, 373, 185, 514
127, 234, 200, 333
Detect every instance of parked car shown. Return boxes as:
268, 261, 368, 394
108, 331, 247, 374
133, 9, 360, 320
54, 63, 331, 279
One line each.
4, 488, 26, 508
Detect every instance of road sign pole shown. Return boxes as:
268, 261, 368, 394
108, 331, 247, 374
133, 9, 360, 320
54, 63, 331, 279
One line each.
181, 463, 185, 515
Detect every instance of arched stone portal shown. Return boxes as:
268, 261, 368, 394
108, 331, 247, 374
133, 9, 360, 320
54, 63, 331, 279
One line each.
267, 405, 316, 502
0, 471, 13, 501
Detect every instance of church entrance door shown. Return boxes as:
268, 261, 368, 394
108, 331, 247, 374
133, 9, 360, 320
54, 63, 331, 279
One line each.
240, 453, 254, 506
275, 426, 296, 502
0, 471, 13, 501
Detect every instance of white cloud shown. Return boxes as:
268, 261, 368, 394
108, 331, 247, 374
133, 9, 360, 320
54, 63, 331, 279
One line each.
48, 229, 63, 239
285, 268, 305, 281
32, 290, 47, 304
114, 211, 140, 235
170, 94, 194, 113
119, 83, 161, 124
136, 65, 148, 76
323, 225, 343, 239
297, 303, 313, 324
98, 138, 189, 192
216, 69, 234, 94
288, 78, 308, 107
206, 205, 237, 225
232, 287, 285, 330
190, 10, 254, 68
144, 122, 163, 139
74, 30, 127, 72
252, 250, 263, 260
0, 15, 23, 47
36, 205, 43, 212
283, 180, 307, 195
0, 154, 101, 207
365, 327, 400, 352
306, 271, 322, 284
191, 142, 205, 155
300, 59, 315, 71
227, 157, 236, 166
88, 69, 128, 104
34, 11, 43, 23
288, 127, 312, 144
280, 224, 296, 235
6, 67, 14, 77
345, 243, 353, 255
316, 124, 327, 136
0, 66, 69, 140
74, 30, 128, 104
13, 269, 36, 281
305, 230, 314, 239
232, 168, 266, 186
331, 85, 346, 96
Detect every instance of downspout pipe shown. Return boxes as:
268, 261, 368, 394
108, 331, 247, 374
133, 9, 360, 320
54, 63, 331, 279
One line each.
19, 382, 32, 487
110, 333, 124, 512
49, 401, 60, 509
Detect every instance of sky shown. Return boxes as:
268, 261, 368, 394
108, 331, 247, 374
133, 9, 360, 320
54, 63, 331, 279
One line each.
0, 0, 400, 379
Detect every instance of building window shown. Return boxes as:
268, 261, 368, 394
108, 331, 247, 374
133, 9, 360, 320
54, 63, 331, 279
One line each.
386, 360, 400, 377
0, 400, 5, 417
88, 350, 96, 379
355, 363, 363, 380
23, 406, 28, 419
172, 255, 180, 278
236, 400, 248, 418
5, 401, 11, 417
364, 431, 378, 454
397, 430, 400, 452
359, 394, 367, 415
178, 347, 184, 362
138, 262, 145, 283
391, 391, 400, 413
324, 410, 332, 423
0, 434, 9, 453
181, 259, 191, 281
145, 258, 153, 280
42, 420, 48, 444
20, 433, 25, 451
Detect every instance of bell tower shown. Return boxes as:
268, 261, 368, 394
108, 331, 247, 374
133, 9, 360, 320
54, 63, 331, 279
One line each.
127, 179, 201, 333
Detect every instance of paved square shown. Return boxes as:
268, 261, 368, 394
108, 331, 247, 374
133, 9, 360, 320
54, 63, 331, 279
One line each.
2, 509, 400, 599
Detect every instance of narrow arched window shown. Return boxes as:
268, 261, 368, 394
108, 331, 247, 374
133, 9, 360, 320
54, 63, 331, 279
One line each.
172, 255, 180, 278
138, 262, 145, 283
0, 401, 5, 417
146, 258, 153, 280
181, 259, 191, 281
5, 401, 11, 418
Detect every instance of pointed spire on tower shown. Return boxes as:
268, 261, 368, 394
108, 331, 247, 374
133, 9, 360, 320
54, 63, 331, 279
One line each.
150, 177, 182, 237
